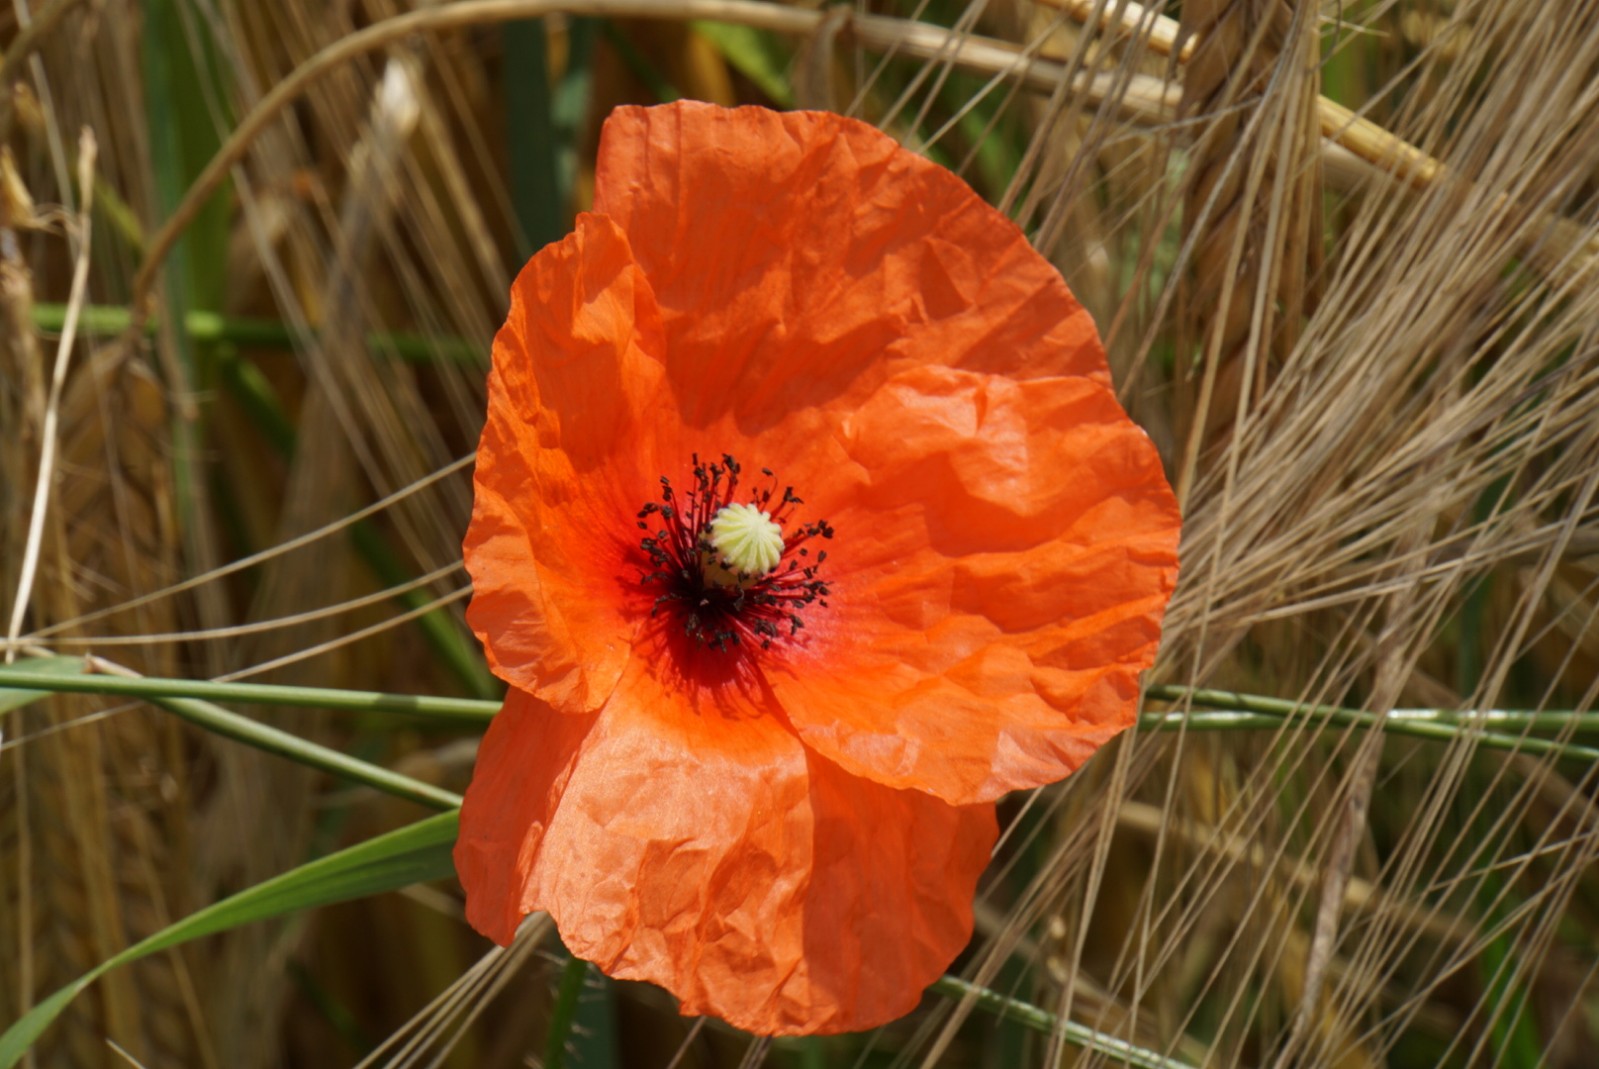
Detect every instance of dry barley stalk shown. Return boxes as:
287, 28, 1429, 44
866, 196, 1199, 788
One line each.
1175, 0, 1323, 503
0, 10, 217, 1065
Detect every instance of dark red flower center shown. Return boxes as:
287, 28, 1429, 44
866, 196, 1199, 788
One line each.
636, 454, 832, 652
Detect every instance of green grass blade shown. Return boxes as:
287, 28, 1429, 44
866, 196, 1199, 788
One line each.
0, 810, 459, 1067
692, 20, 793, 105
929, 975, 1193, 1068
543, 954, 590, 1069
1477, 871, 1543, 1067
143, 0, 231, 585
0, 666, 500, 723
0, 664, 463, 807
1147, 685, 1599, 761
144, 691, 462, 810
143, 0, 230, 314
33, 302, 485, 365
8, 670, 1599, 759
505, 18, 562, 254
0, 654, 83, 714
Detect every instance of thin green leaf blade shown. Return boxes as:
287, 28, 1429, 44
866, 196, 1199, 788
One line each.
0, 664, 464, 810
0, 810, 459, 1066
692, 21, 793, 105
0, 655, 83, 714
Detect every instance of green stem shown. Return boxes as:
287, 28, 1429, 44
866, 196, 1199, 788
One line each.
4, 670, 1597, 763
0, 665, 501, 724
31, 302, 484, 366
0, 665, 462, 809
10, 663, 1591, 1060
929, 975, 1193, 1069
1147, 685, 1599, 762
544, 954, 590, 1069
140, 693, 460, 810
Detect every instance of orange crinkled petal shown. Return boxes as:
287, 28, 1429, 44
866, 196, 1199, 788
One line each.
458, 101, 1183, 1034
463, 212, 672, 713
453, 684, 997, 1036
758, 362, 1181, 805
592, 102, 1108, 432
570, 101, 1182, 805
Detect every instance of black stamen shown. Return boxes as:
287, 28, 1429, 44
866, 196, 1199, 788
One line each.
635, 454, 833, 652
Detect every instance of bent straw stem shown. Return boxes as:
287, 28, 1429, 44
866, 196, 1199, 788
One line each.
128, 0, 1599, 335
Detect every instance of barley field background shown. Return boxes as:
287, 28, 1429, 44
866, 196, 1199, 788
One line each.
2, 1, 1598, 1066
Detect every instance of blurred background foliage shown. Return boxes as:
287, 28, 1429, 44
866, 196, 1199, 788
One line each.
3, 0, 1599, 1066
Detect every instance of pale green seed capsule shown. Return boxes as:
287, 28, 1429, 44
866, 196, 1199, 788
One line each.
707, 503, 784, 580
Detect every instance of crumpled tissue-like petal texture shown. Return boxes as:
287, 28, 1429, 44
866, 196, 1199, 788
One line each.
464, 212, 670, 712
766, 362, 1182, 804
579, 102, 1182, 804
455, 684, 997, 1035
593, 102, 1108, 421
457, 100, 1182, 1037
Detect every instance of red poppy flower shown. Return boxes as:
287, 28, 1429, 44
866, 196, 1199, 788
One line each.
455, 101, 1181, 1036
